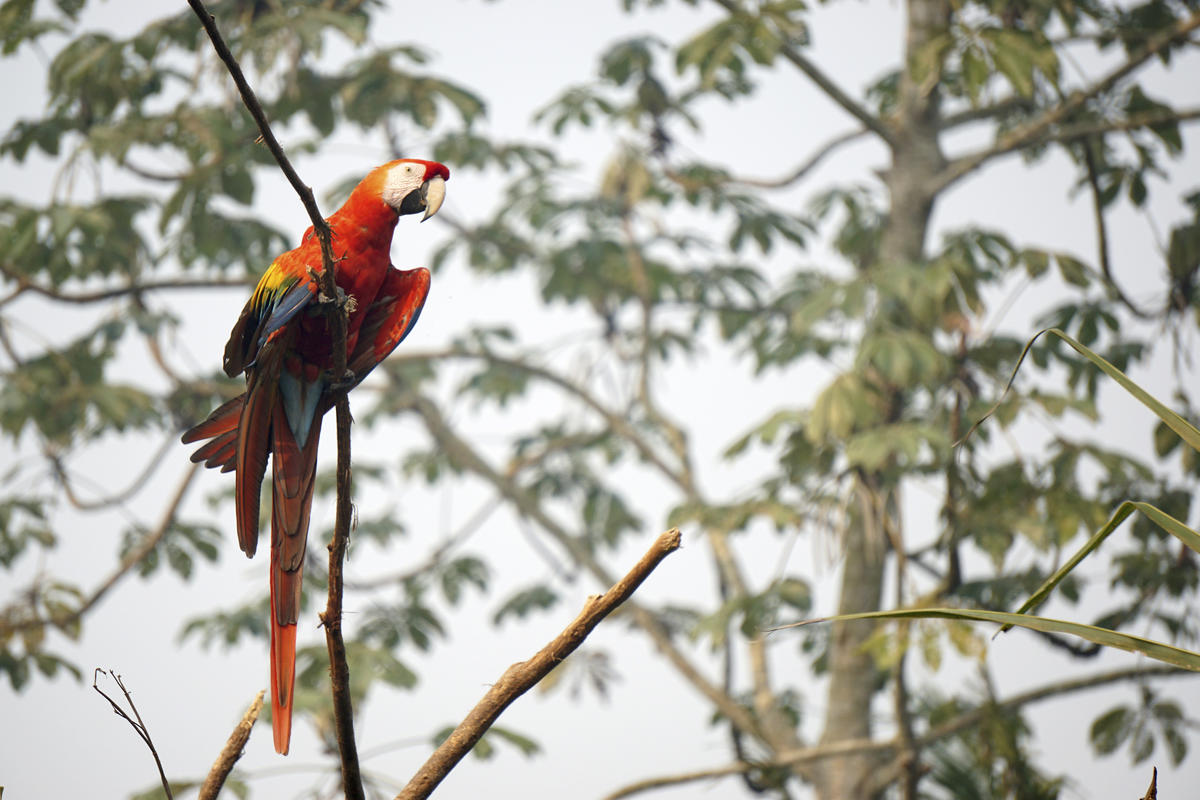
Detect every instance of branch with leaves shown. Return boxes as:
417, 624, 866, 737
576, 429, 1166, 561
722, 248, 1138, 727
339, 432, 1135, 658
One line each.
936, 10, 1200, 190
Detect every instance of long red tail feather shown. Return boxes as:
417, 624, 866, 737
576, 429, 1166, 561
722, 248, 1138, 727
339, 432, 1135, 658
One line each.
269, 607, 297, 755
268, 399, 322, 755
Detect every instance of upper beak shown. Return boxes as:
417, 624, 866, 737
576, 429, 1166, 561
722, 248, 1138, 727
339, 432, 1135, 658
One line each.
420, 175, 446, 222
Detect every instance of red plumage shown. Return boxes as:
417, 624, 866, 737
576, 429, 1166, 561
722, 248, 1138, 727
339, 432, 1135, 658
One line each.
182, 159, 445, 754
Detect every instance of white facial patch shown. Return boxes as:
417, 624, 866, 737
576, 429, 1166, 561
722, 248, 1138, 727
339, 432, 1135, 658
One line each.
381, 162, 425, 210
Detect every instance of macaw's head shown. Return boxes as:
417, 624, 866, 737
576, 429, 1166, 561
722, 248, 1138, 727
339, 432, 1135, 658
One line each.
378, 158, 450, 222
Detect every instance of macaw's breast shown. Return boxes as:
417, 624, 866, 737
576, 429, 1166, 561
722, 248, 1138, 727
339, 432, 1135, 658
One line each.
288, 198, 401, 373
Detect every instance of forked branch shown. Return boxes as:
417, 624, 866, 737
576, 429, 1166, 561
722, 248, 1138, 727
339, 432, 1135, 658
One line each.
93, 669, 174, 800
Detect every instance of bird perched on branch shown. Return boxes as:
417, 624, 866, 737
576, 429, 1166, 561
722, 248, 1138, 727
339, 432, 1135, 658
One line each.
182, 158, 449, 754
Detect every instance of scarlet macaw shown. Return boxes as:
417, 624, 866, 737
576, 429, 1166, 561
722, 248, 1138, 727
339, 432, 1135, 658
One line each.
182, 158, 449, 754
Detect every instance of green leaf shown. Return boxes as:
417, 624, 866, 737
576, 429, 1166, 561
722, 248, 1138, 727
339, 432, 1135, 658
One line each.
963, 328, 1200, 453
492, 584, 558, 625
487, 725, 541, 757
1010, 501, 1200, 627
1021, 248, 1050, 278
777, 608, 1200, 671
1090, 706, 1133, 755
1055, 253, 1091, 287
808, 372, 881, 441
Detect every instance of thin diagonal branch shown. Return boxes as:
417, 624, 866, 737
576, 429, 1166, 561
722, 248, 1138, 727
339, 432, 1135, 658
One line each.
940, 96, 1037, 130
184, 0, 332, 259
936, 9, 1200, 190
392, 348, 686, 489
709, 0, 895, 146
395, 529, 683, 800
1042, 106, 1200, 149
0, 464, 198, 637
199, 691, 265, 800
48, 432, 178, 512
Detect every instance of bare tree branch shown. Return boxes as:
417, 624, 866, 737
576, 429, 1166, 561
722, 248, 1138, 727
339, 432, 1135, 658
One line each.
392, 348, 686, 489
1034, 105, 1200, 148
940, 96, 1037, 130
936, 10, 1200, 191
395, 528, 683, 800
320, 393, 365, 800
199, 691, 265, 800
0, 266, 248, 309
93, 669, 174, 800
729, 128, 869, 189
48, 432, 178, 512
600, 664, 1191, 800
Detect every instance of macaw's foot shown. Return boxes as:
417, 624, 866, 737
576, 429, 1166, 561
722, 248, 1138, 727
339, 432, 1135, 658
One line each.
326, 368, 357, 392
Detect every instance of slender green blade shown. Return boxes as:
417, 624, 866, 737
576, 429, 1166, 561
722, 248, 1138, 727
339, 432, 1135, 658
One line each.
1008, 501, 1200, 629
774, 608, 1200, 671
960, 328, 1200, 451
1042, 329, 1200, 451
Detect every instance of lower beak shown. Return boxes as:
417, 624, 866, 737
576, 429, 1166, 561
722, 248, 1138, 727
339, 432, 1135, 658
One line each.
420, 175, 446, 222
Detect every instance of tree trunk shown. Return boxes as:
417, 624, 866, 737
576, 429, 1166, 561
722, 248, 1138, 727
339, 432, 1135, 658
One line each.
812, 0, 948, 797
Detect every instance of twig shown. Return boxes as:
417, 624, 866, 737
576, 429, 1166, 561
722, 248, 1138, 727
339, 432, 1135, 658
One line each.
726, 128, 868, 189
1080, 138, 1157, 320
93, 669, 174, 800
199, 691, 265, 800
48, 432, 178, 512
395, 528, 683, 800
392, 348, 684, 489
1039, 105, 1200, 148
344, 497, 499, 591
707, 0, 894, 145
939, 96, 1038, 130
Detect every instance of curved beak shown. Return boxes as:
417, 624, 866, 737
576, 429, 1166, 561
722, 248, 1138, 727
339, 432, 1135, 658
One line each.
420, 174, 446, 222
